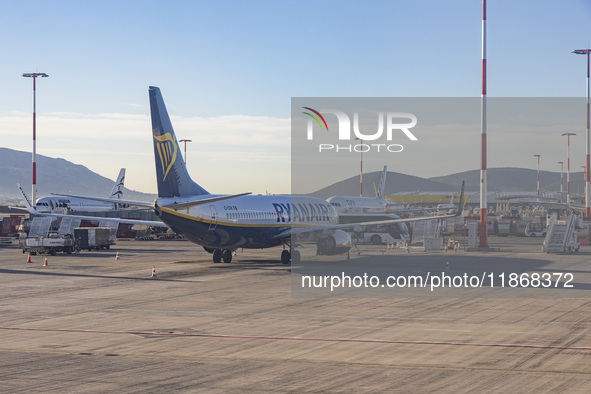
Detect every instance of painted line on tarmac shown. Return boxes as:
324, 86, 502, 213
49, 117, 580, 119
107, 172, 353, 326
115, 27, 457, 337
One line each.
2, 326, 591, 351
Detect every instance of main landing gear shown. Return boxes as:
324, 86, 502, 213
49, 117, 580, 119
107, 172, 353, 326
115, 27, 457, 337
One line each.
210, 248, 234, 264
204, 245, 300, 265
281, 249, 300, 265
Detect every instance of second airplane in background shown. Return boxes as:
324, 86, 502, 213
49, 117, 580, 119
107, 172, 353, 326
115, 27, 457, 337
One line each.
35, 168, 127, 213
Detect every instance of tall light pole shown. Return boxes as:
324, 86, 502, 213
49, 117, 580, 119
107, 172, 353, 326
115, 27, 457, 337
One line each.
572, 49, 590, 218
562, 132, 576, 203
355, 138, 363, 197
179, 139, 192, 164
558, 161, 564, 202
534, 155, 541, 197
22, 72, 49, 210
479, 0, 488, 248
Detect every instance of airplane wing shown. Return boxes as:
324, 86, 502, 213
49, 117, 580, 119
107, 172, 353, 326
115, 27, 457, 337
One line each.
51, 193, 154, 209
51, 192, 252, 210
27, 211, 167, 228
276, 208, 461, 239
275, 181, 465, 240
164, 193, 252, 210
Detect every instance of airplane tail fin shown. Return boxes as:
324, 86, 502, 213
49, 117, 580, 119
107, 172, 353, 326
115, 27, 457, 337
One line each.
149, 86, 209, 198
17, 183, 36, 214
377, 166, 387, 200
108, 168, 126, 199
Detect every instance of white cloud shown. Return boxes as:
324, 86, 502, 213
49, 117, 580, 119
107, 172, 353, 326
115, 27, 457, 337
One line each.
1, 112, 291, 194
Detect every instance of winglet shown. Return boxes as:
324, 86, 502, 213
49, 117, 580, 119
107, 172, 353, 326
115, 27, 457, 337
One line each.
453, 181, 465, 217
16, 183, 36, 214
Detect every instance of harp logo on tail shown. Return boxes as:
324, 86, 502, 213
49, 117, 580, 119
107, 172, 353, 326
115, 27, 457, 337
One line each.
154, 133, 177, 181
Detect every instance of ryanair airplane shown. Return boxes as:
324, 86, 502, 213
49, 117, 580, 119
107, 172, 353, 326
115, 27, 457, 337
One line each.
24, 86, 464, 264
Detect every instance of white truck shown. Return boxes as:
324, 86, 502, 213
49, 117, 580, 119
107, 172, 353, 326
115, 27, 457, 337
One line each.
21, 234, 79, 256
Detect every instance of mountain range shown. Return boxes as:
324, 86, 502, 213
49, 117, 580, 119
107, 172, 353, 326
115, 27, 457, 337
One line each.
309, 168, 586, 199
0, 147, 155, 203
1, 147, 586, 203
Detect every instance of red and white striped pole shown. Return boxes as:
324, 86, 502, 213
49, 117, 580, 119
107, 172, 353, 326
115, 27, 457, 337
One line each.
562, 132, 575, 204
534, 155, 541, 197
558, 161, 564, 202
572, 49, 591, 218
479, 0, 488, 248
22, 72, 49, 210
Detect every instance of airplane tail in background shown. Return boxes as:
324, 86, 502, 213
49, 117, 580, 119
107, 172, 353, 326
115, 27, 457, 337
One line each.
17, 183, 35, 214
108, 168, 126, 199
149, 86, 209, 198
377, 166, 387, 200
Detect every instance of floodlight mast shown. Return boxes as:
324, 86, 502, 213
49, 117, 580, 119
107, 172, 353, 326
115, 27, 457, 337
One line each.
572, 49, 590, 218
562, 132, 576, 203
22, 72, 49, 210
479, 0, 488, 247
533, 155, 541, 197
179, 139, 192, 164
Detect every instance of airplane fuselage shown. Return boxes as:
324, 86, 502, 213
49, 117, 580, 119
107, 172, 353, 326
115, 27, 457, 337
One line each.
327, 196, 389, 214
35, 197, 121, 213
156, 194, 339, 249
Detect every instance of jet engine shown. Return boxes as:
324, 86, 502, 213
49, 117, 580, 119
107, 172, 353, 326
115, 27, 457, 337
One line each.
316, 230, 352, 255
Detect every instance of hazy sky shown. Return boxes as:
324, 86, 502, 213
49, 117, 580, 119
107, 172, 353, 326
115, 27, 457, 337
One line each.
1, 0, 590, 195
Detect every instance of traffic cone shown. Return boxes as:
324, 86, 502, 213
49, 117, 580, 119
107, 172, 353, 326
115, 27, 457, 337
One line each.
43, 257, 48, 267
115, 251, 120, 260
151, 266, 157, 278
26, 253, 31, 263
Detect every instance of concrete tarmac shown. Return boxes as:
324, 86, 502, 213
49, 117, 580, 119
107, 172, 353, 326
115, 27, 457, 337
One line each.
2, 237, 591, 392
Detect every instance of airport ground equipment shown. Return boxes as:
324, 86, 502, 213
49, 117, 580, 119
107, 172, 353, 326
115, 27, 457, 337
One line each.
412, 219, 439, 244
542, 213, 580, 253
525, 222, 547, 237
21, 234, 78, 255
74, 227, 114, 251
